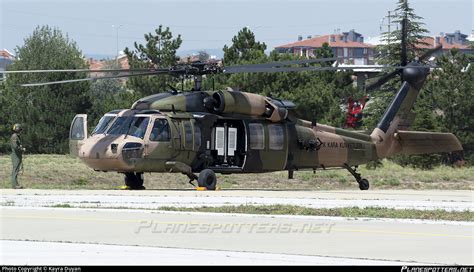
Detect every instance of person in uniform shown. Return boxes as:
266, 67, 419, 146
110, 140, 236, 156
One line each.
11, 123, 26, 189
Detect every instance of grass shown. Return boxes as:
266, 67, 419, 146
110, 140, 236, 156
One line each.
0, 154, 473, 190
158, 205, 474, 222
1, 200, 15, 206
50, 204, 73, 208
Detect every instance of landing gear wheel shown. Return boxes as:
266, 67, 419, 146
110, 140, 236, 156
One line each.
124, 172, 145, 190
358, 178, 370, 191
343, 163, 370, 191
197, 169, 217, 190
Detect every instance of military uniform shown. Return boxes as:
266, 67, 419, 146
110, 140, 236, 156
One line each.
10, 125, 24, 189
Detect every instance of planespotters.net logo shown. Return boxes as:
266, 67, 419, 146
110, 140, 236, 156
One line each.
401, 267, 474, 272
134, 220, 336, 235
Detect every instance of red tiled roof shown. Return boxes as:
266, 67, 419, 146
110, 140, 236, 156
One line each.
0, 49, 15, 59
276, 34, 374, 49
417, 37, 470, 50
86, 55, 129, 70
87, 59, 105, 70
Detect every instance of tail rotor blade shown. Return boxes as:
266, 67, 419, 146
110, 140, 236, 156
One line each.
419, 45, 442, 62
365, 69, 401, 92
401, 18, 408, 67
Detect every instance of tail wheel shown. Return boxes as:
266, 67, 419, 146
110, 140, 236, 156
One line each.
358, 178, 370, 191
124, 172, 145, 190
197, 169, 217, 190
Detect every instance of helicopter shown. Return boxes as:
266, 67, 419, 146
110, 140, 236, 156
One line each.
2, 20, 463, 191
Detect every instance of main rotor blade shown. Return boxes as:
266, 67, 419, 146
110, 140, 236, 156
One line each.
2, 68, 166, 74
20, 71, 169, 87
225, 57, 337, 71
365, 69, 401, 92
419, 45, 442, 62
224, 65, 428, 74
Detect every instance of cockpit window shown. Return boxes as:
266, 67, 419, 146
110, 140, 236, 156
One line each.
92, 115, 116, 135
128, 117, 150, 139
150, 119, 171, 142
107, 116, 150, 139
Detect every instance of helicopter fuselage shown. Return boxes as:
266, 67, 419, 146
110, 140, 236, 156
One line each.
72, 108, 378, 175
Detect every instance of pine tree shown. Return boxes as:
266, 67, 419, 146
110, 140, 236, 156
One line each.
223, 27, 267, 65
365, 0, 431, 128
365, 0, 442, 168
377, 0, 429, 65
124, 25, 182, 96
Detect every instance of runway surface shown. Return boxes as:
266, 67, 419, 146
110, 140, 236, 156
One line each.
1, 189, 473, 211
1, 206, 472, 265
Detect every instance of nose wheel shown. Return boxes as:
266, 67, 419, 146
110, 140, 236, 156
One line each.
124, 172, 145, 190
343, 164, 369, 190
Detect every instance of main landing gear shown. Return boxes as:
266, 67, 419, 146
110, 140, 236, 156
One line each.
124, 172, 145, 190
185, 169, 217, 191
343, 164, 369, 190
197, 169, 217, 190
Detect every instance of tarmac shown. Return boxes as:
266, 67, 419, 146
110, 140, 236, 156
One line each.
0, 189, 473, 265
1, 189, 472, 211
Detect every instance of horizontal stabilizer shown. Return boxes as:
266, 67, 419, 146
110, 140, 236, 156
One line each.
396, 130, 463, 155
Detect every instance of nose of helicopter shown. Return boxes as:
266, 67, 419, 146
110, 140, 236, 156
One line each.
78, 134, 144, 171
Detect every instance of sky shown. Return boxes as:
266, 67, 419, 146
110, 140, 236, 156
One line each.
1, 0, 472, 58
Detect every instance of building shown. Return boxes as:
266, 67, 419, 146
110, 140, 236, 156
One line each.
275, 30, 375, 65
86, 54, 130, 78
0, 49, 15, 79
418, 30, 474, 55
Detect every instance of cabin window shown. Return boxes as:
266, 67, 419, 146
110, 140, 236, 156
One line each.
184, 121, 193, 148
268, 124, 284, 150
150, 119, 170, 142
249, 123, 264, 150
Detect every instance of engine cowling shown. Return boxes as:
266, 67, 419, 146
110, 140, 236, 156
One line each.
208, 89, 287, 122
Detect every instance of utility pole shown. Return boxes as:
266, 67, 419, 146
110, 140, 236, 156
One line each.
112, 24, 123, 65
380, 10, 392, 53
387, 11, 391, 47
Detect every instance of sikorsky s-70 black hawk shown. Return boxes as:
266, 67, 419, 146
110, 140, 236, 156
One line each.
3, 26, 463, 191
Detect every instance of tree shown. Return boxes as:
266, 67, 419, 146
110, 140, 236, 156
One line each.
3, 26, 91, 153
219, 28, 352, 127
363, 0, 431, 130
0, 82, 10, 153
87, 60, 138, 127
424, 49, 474, 163
377, 0, 429, 65
124, 25, 182, 96
197, 50, 210, 62
223, 27, 267, 65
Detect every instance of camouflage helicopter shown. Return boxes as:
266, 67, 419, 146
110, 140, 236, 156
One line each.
4, 21, 463, 191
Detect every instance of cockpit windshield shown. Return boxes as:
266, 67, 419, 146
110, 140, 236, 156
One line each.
106, 116, 150, 139
92, 115, 116, 135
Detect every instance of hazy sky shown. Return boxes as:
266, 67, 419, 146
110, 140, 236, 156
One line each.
1, 0, 472, 57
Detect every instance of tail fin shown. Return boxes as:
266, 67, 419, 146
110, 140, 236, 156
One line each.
370, 64, 463, 158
